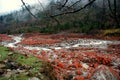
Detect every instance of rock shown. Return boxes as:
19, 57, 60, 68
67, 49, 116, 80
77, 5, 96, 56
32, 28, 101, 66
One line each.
17, 69, 25, 73
74, 76, 85, 80
82, 63, 89, 69
90, 65, 120, 80
0, 69, 4, 75
29, 77, 40, 80
8, 52, 13, 55
4, 72, 12, 78
7, 69, 11, 72
0, 63, 5, 68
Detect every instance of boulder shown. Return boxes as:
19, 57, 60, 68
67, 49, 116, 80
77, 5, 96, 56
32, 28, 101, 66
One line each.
90, 65, 120, 80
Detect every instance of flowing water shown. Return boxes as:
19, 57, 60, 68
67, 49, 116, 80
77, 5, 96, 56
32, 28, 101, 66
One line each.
1, 34, 120, 51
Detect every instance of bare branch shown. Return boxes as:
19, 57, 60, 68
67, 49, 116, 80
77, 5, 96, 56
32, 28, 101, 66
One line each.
107, 0, 114, 15
61, 0, 69, 8
107, 0, 119, 27
37, 0, 60, 24
68, 0, 82, 8
21, 0, 38, 19
51, 0, 96, 17
37, 0, 45, 11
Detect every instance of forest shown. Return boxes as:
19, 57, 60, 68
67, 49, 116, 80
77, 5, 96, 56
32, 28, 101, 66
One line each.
0, 0, 119, 34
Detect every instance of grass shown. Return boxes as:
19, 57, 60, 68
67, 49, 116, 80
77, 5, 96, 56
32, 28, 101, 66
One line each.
0, 46, 57, 80
10, 54, 43, 77
11, 53, 42, 67
0, 73, 29, 80
103, 29, 120, 36
1, 73, 29, 80
0, 46, 11, 61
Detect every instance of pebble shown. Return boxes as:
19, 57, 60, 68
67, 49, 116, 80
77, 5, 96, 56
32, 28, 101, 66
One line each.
29, 77, 40, 80
82, 63, 89, 69
7, 69, 11, 72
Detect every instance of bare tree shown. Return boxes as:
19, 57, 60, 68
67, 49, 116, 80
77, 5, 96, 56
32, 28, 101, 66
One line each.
107, 0, 119, 27
21, 0, 119, 27
21, 0, 96, 18
21, 0, 38, 19
48, 0, 96, 17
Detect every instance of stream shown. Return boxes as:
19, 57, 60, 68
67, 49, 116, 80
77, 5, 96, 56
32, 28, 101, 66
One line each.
1, 34, 120, 51
0, 34, 120, 80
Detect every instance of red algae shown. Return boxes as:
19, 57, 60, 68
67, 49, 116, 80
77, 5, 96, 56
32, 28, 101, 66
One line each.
1, 33, 120, 80
0, 34, 13, 42
9, 46, 120, 80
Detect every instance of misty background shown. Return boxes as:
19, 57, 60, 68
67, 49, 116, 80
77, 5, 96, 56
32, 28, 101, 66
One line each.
0, 0, 120, 34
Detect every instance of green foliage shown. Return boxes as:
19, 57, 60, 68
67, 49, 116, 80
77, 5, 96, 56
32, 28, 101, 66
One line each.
40, 26, 56, 34
9, 26, 41, 34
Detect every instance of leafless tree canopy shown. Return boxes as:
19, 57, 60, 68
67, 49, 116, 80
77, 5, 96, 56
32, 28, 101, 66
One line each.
49, 0, 96, 17
21, 0, 96, 17
21, 0, 119, 26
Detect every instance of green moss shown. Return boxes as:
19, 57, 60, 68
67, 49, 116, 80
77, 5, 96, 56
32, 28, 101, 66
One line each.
10, 73, 29, 80
0, 46, 11, 61
0, 73, 29, 80
10, 54, 44, 77
103, 29, 120, 36
0, 77, 8, 80
11, 54, 42, 67
0, 47, 56, 80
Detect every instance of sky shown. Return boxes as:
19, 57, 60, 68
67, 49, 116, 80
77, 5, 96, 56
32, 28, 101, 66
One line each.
0, 0, 49, 15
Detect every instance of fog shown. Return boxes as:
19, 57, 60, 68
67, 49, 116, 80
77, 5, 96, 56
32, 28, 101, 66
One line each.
0, 0, 49, 15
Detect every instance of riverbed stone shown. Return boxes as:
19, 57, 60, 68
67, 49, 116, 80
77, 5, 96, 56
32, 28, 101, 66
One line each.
90, 65, 120, 80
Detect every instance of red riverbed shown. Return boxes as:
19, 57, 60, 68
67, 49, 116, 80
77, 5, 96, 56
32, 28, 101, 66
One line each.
0, 33, 120, 80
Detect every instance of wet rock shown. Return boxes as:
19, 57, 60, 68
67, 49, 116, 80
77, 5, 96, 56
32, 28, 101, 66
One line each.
8, 52, 13, 55
16, 69, 26, 73
4, 71, 12, 78
64, 74, 73, 80
90, 65, 120, 80
73, 76, 85, 80
5, 61, 19, 70
29, 77, 40, 80
7, 69, 11, 72
0, 63, 5, 68
82, 63, 89, 69
82, 72, 88, 77
0, 69, 4, 75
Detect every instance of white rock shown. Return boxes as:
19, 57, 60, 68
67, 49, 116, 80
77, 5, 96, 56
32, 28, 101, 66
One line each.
29, 77, 40, 80
82, 63, 89, 69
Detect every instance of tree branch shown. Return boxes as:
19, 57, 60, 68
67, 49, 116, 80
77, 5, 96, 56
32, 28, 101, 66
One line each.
51, 0, 96, 17
68, 0, 82, 8
21, 0, 38, 19
107, 0, 114, 15
60, 0, 69, 9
